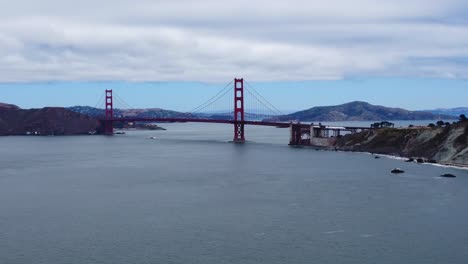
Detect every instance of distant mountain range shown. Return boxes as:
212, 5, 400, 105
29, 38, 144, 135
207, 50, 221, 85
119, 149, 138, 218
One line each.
424, 107, 468, 118
265, 101, 456, 122
2, 101, 461, 136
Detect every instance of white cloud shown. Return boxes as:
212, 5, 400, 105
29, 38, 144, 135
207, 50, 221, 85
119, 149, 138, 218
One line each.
0, 0, 467, 82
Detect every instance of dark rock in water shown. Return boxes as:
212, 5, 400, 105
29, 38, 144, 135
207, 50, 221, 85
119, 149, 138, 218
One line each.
391, 168, 405, 174
406, 158, 415, 162
417, 158, 425, 163
374, 156, 381, 159
440, 173, 456, 178
427, 159, 437, 164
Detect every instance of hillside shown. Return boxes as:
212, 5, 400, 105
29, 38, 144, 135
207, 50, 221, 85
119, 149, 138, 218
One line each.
68, 106, 196, 119
67, 106, 271, 120
0, 103, 21, 110
425, 107, 468, 117
0, 106, 100, 136
267, 101, 456, 122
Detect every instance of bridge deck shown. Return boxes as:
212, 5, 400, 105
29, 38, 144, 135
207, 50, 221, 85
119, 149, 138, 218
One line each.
106, 118, 370, 130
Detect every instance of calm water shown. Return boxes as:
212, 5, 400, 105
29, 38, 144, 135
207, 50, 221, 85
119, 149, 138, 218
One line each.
1, 123, 468, 264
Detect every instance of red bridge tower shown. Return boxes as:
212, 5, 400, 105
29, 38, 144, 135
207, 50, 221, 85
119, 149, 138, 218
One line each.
104, 89, 114, 135
233, 78, 245, 143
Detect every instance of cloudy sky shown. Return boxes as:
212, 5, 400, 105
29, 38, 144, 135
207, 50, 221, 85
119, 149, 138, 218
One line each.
1, 0, 468, 109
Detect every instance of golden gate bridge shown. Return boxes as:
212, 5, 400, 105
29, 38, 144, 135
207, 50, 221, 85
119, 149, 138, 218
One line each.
97, 78, 371, 145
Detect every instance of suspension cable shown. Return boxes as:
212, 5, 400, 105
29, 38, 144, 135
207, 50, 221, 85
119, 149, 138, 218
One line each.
94, 93, 105, 109
114, 92, 135, 109
245, 81, 284, 116
245, 89, 281, 117
193, 85, 233, 113
190, 80, 234, 113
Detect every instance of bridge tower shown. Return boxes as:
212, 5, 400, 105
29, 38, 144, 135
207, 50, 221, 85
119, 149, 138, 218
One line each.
233, 78, 245, 143
104, 89, 114, 135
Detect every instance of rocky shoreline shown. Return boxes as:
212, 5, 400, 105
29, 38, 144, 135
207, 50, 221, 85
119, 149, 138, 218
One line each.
334, 120, 468, 167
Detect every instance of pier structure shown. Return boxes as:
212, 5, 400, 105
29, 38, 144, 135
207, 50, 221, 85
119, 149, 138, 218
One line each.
289, 122, 369, 146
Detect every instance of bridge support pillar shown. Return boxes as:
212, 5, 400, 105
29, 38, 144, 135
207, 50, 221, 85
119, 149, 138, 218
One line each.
289, 122, 302, 145
233, 78, 245, 143
104, 89, 114, 135
289, 122, 312, 145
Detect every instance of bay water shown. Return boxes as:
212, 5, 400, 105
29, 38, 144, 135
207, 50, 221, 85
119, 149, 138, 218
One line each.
1, 123, 467, 264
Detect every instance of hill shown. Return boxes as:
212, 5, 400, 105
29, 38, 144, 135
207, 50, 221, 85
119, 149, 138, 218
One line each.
0, 106, 100, 136
424, 107, 468, 118
267, 101, 456, 122
67, 106, 272, 121
0, 103, 21, 110
67, 106, 196, 119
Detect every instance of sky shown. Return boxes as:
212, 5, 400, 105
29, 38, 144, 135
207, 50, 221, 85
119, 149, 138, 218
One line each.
0, 0, 468, 110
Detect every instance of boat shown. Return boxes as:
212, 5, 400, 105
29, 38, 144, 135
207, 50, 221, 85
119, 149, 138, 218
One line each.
114, 131, 126, 135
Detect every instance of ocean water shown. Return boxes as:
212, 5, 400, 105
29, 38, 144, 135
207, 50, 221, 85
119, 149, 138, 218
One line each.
1, 123, 467, 264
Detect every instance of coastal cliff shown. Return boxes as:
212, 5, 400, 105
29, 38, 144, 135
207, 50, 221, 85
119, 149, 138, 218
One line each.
335, 121, 468, 166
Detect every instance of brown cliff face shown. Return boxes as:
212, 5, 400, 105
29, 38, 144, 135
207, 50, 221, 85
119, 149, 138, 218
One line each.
0, 106, 101, 136
335, 122, 468, 166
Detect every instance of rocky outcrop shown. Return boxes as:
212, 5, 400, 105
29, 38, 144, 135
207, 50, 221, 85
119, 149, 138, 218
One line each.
336, 121, 468, 166
0, 107, 101, 136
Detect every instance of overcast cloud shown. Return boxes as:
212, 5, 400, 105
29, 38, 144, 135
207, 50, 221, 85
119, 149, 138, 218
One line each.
1, 0, 468, 82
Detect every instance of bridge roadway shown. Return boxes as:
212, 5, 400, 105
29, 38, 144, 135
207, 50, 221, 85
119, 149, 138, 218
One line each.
106, 117, 371, 130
